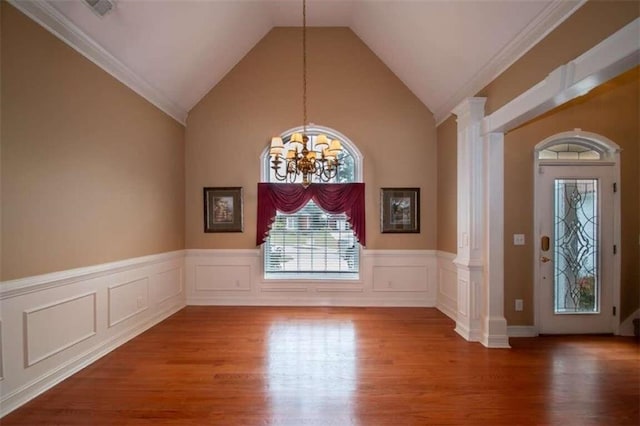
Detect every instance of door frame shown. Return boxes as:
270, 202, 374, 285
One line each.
533, 130, 621, 335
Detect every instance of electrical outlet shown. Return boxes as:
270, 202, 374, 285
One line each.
513, 234, 525, 245
515, 299, 523, 311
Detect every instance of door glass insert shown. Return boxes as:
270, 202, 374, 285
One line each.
554, 179, 599, 314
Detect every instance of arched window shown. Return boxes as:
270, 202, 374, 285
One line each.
535, 130, 619, 162
261, 125, 363, 279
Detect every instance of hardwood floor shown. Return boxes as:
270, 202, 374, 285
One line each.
3, 306, 638, 425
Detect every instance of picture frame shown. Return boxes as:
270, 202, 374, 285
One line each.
203, 187, 243, 233
380, 187, 420, 233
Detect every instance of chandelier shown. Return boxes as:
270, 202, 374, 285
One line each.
268, 0, 343, 187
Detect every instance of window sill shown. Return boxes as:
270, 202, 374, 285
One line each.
264, 272, 360, 281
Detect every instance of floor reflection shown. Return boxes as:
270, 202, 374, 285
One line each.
548, 347, 603, 424
267, 320, 357, 425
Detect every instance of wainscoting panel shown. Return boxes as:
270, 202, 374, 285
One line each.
0, 251, 185, 418
25, 292, 97, 367
372, 266, 428, 292
195, 265, 252, 292
152, 267, 183, 306
436, 252, 457, 321
186, 249, 437, 306
108, 278, 149, 328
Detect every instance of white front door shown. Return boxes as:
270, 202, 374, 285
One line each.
536, 164, 615, 334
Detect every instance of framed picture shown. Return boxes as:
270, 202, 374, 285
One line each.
203, 187, 243, 232
380, 188, 420, 233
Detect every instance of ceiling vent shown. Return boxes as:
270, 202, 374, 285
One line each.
84, 0, 115, 17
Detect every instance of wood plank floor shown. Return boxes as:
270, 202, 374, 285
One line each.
3, 306, 639, 425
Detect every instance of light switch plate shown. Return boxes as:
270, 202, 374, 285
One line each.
513, 234, 525, 245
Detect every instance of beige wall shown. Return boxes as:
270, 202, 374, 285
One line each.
479, 0, 640, 115
186, 27, 436, 250
1, 3, 186, 280
435, 0, 639, 324
504, 67, 639, 324
436, 116, 457, 253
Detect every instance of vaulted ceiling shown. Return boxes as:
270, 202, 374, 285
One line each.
14, 0, 585, 124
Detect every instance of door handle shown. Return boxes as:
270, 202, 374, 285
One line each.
540, 256, 551, 263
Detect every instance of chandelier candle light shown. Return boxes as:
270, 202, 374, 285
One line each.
269, 0, 343, 187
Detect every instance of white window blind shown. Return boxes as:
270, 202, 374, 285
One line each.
264, 200, 359, 278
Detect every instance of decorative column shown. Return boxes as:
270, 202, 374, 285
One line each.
452, 98, 486, 342
482, 132, 510, 348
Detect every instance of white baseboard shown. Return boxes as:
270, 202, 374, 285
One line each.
507, 326, 538, 337
0, 251, 186, 418
619, 308, 640, 337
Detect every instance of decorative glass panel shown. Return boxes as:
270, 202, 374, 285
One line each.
539, 143, 601, 160
554, 179, 599, 313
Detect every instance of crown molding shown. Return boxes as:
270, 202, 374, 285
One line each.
434, 0, 586, 125
8, 0, 188, 125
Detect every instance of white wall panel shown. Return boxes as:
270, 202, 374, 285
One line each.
436, 252, 457, 321
108, 278, 149, 328
195, 265, 251, 292
186, 249, 437, 306
152, 268, 183, 305
0, 251, 185, 418
25, 292, 97, 367
372, 266, 428, 292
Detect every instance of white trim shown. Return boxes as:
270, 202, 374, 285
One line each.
482, 132, 509, 349
0, 250, 185, 299
436, 251, 456, 262
507, 326, 538, 338
7, 0, 187, 125
484, 18, 640, 134
434, 0, 586, 125
453, 98, 490, 344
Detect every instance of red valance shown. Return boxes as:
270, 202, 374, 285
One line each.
257, 183, 365, 246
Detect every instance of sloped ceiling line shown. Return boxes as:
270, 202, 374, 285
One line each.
9, 0, 585, 127
8, 0, 189, 125
432, 0, 587, 124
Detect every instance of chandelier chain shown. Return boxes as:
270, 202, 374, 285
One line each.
302, 0, 307, 133
268, 0, 342, 186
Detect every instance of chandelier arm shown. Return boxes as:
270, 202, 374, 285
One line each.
271, 159, 290, 182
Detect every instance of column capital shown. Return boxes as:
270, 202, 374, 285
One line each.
453, 97, 487, 123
